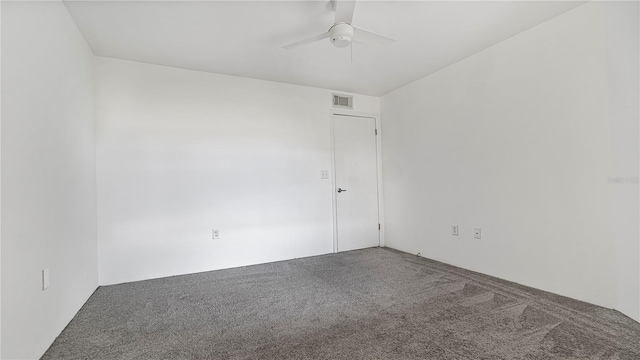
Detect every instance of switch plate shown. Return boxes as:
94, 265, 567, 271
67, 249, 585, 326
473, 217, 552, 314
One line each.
474, 228, 481, 239
452, 225, 459, 236
42, 268, 50, 290
320, 170, 329, 179
212, 229, 220, 240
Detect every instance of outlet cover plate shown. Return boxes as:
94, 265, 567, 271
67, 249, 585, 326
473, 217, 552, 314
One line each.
474, 228, 481, 239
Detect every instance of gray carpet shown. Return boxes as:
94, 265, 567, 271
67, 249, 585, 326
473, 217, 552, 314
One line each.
43, 248, 640, 359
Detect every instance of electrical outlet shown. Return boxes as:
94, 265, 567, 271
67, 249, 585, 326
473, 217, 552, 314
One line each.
452, 225, 459, 236
474, 228, 481, 239
212, 229, 220, 240
320, 170, 329, 179
42, 268, 50, 290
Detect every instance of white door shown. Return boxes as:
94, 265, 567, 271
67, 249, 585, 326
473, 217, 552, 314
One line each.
333, 114, 380, 252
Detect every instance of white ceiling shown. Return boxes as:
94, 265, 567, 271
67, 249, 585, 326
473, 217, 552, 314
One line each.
63, 1, 585, 96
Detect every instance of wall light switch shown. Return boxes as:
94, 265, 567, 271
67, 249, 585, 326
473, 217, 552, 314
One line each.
474, 228, 481, 239
320, 170, 329, 179
452, 225, 459, 236
42, 268, 50, 290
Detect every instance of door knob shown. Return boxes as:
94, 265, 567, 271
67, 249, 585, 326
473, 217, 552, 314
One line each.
337, 188, 347, 193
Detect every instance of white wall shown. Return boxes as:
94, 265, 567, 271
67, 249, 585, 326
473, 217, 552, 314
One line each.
600, 2, 640, 323
0, 2, 3, 356
95, 57, 379, 285
1, 1, 98, 358
381, 1, 639, 321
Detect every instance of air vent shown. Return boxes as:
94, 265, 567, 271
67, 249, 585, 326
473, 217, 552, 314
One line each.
332, 94, 353, 109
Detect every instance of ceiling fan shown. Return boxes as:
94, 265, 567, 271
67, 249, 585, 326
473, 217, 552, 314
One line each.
283, 0, 395, 50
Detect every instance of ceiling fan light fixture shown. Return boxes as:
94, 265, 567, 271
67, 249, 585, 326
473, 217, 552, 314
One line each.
282, 0, 394, 50
329, 23, 354, 48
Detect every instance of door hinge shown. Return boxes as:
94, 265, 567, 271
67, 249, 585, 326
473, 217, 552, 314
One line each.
378, 223, 381, 230
375, 129, 378, 135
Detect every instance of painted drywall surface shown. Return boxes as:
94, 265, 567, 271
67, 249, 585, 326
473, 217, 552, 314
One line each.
95, 57, 380, 285
1, 1, 98, 358
381, 2, 639, 320
599, 2, 640, 323
0, 2, 3, 356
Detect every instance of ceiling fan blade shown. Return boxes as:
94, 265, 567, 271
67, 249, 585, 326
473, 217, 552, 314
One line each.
353, 27, 395, 47
334, 0, 356, 24
282, 32, 330, 50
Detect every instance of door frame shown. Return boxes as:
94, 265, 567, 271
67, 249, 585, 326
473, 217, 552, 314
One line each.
330, 110, 385, 253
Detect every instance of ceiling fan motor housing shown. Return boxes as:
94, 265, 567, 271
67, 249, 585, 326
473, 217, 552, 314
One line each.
329, 23, 354, 48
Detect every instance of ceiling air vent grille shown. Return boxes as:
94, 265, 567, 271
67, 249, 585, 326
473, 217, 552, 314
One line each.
333, 94, 353, 109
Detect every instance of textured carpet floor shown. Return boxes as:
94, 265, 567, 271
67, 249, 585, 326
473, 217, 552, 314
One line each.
43, 248, 640, 359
